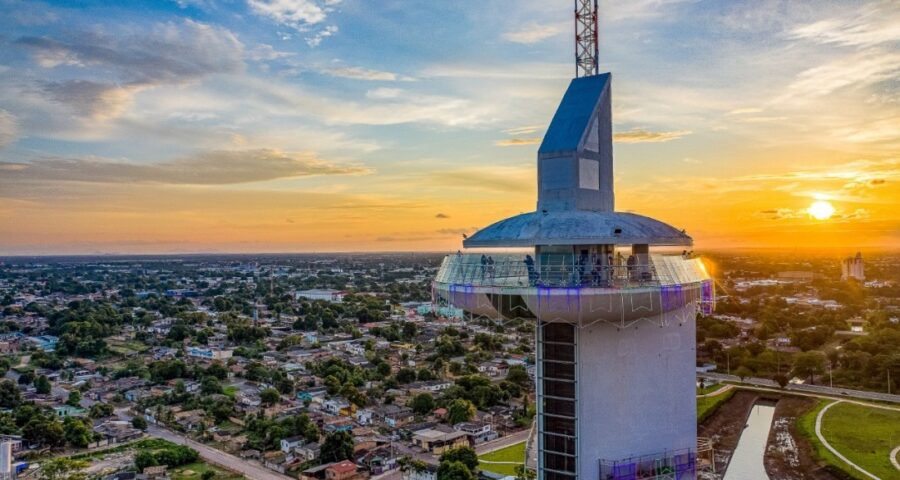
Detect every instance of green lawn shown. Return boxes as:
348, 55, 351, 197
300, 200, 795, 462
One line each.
479, 442, 526, 476
696, 387, 735, 423
222, 386, 238, 398
170, 461, 243, 480
696, 383, 723, 395
798, 400, 900, 480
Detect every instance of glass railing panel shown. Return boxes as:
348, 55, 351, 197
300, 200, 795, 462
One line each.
434, 253, 710, 289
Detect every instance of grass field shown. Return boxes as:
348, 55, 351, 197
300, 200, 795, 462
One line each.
798, 400, 900, 480
696, 383, 723, 395
171, 461, 243, 480
478, 442, 526, 476
696, 387, 735, 423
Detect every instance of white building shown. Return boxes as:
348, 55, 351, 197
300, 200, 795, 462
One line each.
295, 289, 344, 303
432, 68, 712, 478
841, 252, 865, 281
186, 346, 233, 360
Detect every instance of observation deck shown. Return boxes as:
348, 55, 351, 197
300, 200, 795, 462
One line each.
432, 252, 713, 326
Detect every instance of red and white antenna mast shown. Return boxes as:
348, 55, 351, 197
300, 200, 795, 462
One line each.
574, 0, 599, 77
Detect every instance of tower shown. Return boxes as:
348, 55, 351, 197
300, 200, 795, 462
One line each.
431, 5, 714, 480
840, 252, 864, 281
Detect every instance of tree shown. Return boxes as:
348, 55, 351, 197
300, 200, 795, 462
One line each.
89, 403, 114, 419
793, 351, 826, 384
66, 390, 82, 407
201, 471, 216, 480
734, 366, 753, 382
396, 368, 417, 384
25, 416, 64, 447
506, 365, 529, 386
446, 399, 476, 425
439, 447, 478, 472
132, 417, 148, 430
201, 376, 222, 395
411, 393, 435, 415
436, 461, 475, 480
773, 373, 789, 389
35, 375, 52, 395
320, 431, 354, 463
40, 457, 88, 480
0, 380, 21, 408
260, 388, 281, 406
515, 465, 536, 480
63, 417, 93, 448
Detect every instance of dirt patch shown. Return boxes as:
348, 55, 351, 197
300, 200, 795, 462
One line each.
765, 396, 843, 480
698, 390, 759, 476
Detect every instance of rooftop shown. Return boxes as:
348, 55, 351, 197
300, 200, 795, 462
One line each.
463, 210, 691, 248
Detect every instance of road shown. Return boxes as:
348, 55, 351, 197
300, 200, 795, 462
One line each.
147, 425, 293, 480
475, 429, 531, 455
116, 410, 292, 480
698, 372, 900, 404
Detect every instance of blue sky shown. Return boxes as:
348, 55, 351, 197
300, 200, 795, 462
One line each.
0, 0, 897, 253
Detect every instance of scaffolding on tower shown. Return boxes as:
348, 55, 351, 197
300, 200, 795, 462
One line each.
575, 0, 599, 77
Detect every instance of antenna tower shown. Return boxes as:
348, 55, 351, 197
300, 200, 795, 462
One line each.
575, 0, 599, 77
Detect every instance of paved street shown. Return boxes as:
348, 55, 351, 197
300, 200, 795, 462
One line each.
475, 429, 531, 455
699, 372, 900, 404
147, 425, 293, 480
116, 409, 291, 480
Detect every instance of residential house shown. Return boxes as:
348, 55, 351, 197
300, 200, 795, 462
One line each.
411, 427, 469, 455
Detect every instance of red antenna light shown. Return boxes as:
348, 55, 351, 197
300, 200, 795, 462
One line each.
574, 0, 599, 77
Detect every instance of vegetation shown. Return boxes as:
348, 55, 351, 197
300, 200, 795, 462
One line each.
320, 431, 354, 463
798, 400, 900, 480
134, 442, 199, 471
696, 387, 735, 423
478, 442, 525, 476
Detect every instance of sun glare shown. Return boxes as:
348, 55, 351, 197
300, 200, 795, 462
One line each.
808, 200, 835, 220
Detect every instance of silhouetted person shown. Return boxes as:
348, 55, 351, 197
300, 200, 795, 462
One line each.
524, 255, 536, 284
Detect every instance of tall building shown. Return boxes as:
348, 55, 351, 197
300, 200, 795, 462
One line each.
432, 75, 714, 479
841, 252, 865, 281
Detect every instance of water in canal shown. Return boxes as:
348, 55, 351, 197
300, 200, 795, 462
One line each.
723, 403, 776, 480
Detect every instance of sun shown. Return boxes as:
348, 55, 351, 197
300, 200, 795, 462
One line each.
808, 200, 835, 220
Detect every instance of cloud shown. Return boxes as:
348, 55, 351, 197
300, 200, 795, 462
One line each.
0, 149, 370, 185
16, 20, 244, 82
320, 66, 414, 82
613, 129, 691, 143
15, 20, 244, 118
426, 166, 532, 193
788, 3, 900, 48
503, 22, 565, 44
495, 138, 541, 147
306, 25, 338, 47
756, 208, 806, 220
0, 110, 18, 148
436, 228, 471, 236
40, 80, 140, 119
503, 125, 542, 136
248, 43, 295, 61
783, 50, 900, 100
247, 0, 342, 46
435, 213, 450, 219
247, 0, 334, 26
366, 88, 403, 99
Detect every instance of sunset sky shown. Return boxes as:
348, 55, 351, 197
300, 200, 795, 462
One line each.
0, 0, 897, 254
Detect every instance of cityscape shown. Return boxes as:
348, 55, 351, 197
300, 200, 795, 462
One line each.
0, 1, 898, 480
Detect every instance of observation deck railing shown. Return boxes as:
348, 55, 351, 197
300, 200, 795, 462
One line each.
435, 253, 661, 289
